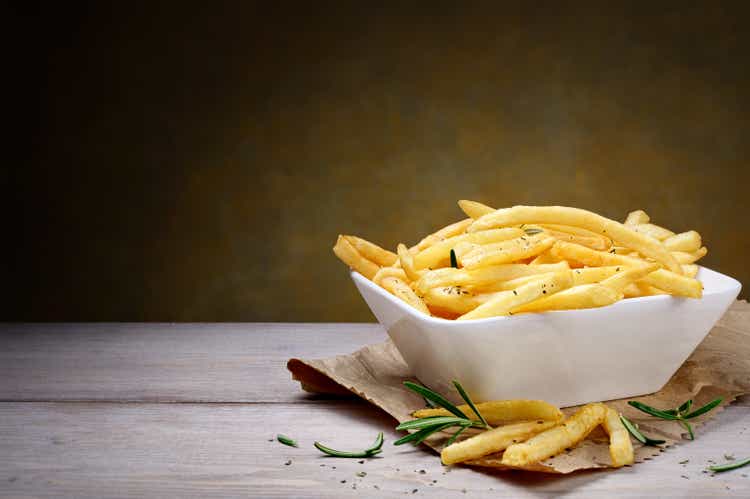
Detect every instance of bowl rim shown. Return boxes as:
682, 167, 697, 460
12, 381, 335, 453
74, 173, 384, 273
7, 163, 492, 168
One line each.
351, 265, 742, 326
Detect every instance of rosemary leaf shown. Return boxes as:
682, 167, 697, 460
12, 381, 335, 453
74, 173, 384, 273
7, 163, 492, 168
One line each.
627, 401, 679, 420
707, 457, 750, 473
394, 422, 456, 446
444, 424, 469, 447
396, 416, 472, 431
683, 398, 722, 419
314, 432, 384, 458
277, 434, 298, 447
450, 249, 458, 268
452, 380, 489, 428
619, 415, 665, 446
403, 382, 469, 419
524, 228, 543, 235
677, 399, 693, 416
679, 420, 695, 441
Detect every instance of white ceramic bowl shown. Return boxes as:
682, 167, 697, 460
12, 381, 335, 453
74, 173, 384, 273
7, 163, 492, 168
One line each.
351, 266, 741, 407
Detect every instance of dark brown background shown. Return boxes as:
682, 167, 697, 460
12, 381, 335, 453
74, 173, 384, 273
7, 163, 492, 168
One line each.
7, 2, 749, 321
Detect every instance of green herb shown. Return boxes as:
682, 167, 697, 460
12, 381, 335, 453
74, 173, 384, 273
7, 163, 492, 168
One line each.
524, 228, 543, 235
277, 434, 298, 447
619, 415, 665, 446
450, 249, 458, 268
395, 381, 489, 448
452, 380, 489, 428
314, 432, 384, 458
627, 398, 722, 441
707, 457, 750, 473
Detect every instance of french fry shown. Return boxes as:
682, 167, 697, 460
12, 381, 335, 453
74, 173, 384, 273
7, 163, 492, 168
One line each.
501, 403, 608, 467
380, 276, 430, 315
539, 223, 613, 241
600, 263, 660, 293
333, 235, 380, 279
474, 273, 553, 294
529, 249, 562, 265
415, 263, 569, 294
460, 235, 557, 269
632, 223, 675, 241
664, 230, 702, 252
671, 247, 708, 264
413, 228, 525, 270
468, 206, 682, 274
550, 241, 647, 269
458, 199, 495, 219
413, 400, 564, 425
343, 235, 398, 267
513, 283, 623, 313
542, 228, 611, 251
682, 264, 699, 278
625, 210, 650, 226
641, 269, 702, 298
372, 266, 408, 285
397, 243, 423, 282
602, 408, 634, 467
412, 219, 473, 252
441, 420, 558, 465
457, 271, 573, 320
422, 286, 481, 315
571, 266, 622, 285
623, 282, 666, 298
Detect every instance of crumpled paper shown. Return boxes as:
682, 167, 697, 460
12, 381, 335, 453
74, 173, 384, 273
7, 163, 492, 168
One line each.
288, 300, 750, 473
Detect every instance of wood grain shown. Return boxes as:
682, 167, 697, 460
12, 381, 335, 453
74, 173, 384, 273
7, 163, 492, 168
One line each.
0, 323, 386, 402
1, 401, 748, 498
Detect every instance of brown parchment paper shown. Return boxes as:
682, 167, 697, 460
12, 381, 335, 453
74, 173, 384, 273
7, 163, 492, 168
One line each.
288, 300, 750, 473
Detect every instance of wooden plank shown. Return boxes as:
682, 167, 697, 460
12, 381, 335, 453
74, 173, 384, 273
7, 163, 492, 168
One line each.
0, 323, 386, 402
1, 401, 748, 498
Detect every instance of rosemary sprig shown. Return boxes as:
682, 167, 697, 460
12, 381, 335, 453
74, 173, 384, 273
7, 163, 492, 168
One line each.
449, 249, 458, 268
627, 398, 722, 441
314, 432, 384, 458
395, 381, 489, 447
707, 457, 750, 473
619, 415, 665, 446
277, 434, 298, 447
524, 228, 544, 235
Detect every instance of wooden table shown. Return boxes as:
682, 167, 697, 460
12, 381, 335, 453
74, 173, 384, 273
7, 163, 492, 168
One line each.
1, 324, 748, 498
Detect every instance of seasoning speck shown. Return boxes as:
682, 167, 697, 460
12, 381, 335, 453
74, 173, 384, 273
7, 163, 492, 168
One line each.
679, 459, 689, 464
419, 470, 426, 474
412, 489, 418, 494
341, 480, 347, 484
284, 460, 292, 466
356, 471, 367, 478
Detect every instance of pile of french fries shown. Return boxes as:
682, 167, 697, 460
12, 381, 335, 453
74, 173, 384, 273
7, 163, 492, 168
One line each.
334, 201, 707, 320
417, 400, 633, 468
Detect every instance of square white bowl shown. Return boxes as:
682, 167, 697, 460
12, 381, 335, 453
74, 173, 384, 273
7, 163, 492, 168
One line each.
351, 266, 741, 407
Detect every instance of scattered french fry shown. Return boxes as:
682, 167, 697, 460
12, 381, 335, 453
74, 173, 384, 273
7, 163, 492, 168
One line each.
602, 407, 634, 467
413, 400, 564, 424
501, 403, 608, 467
441, 420, 558, 465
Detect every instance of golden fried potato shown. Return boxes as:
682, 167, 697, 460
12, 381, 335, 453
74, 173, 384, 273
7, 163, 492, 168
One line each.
333, 235, 380, 279
601, 407, 634, 467
413, 400, 564, 425
501, 403, 608, 467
